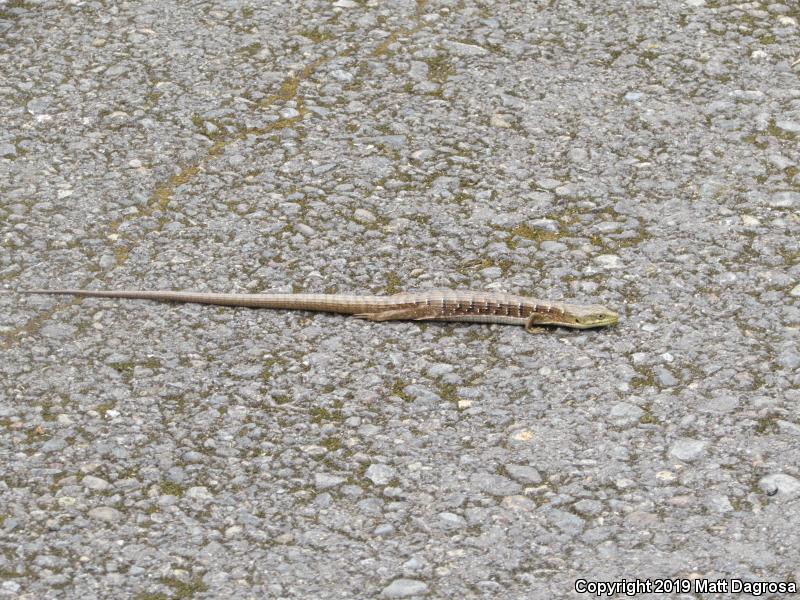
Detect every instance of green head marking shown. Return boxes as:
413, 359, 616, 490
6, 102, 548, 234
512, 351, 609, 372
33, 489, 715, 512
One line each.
526, 303, 619, 331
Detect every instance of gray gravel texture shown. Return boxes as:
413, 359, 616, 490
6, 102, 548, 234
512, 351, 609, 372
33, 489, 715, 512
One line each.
1, 0, 799, 598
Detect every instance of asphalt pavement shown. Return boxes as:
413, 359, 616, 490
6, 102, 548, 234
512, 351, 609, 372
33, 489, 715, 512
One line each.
1, 1, 799, 598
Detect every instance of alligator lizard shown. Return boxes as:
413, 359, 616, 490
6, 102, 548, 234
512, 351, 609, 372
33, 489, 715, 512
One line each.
9, 288, 619, 331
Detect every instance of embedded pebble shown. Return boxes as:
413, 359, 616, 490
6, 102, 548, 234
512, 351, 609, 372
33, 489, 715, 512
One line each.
438, 512, 466, 530
442, 40, 488, 56
504, 464, 542, 484
608, 402, 644, 426
595, 254, 623, 269
365, 464, 396, 486
470, 473, 522, 496
769, 191, 799, 208
186, 486, 212, 500
353, 208, 376, 224
759, 474, 800, 497
381, 578, 429, 598
82, 476, 110, 491
775, 120, 800, 134
88, 507, 122, 522
315, 474, 346, 490
669, 439, 707, 462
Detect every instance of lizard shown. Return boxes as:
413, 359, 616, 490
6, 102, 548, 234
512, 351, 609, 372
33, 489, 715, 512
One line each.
5, 288, 619, 332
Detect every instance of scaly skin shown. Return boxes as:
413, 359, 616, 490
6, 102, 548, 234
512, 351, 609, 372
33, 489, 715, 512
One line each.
5, 288, 619, 331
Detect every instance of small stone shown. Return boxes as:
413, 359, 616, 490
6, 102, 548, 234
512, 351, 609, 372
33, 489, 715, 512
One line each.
0, 143, 17, 157
374, 523, 395, 536
707, 495, 733, 513
777, 348, 800, 370
314, 473, 345, 490
595, 254, 623, 269
573, 499, 602, 515
789, 284, 800, 298
470, 472, 522, 496
333, 0, 358, 7
438, 512, 466, 530
442, 40, 488, 56
540, 240, 568, 253
411, 149, 434, 162
402, 386, 441, 404
39, 323, 77, 341
490, 113, 512, 128
427, 363, 454, 377
408, 61, 429, 81
82, 476, 110, 491
741, 214, 760, 226
99, 253, 116, 269
509, 429, 534, 443
759, 473, 800, 497
608, 402, 644, 426
480, 266, 502, 279
777, 420, 800, 435
381, 578, 428, 598
504, 464, 542, 484
186, 486, 212, 499
654, 367, 678, 387
88, 506, 122, 522
669, 438, 707, 462
656, 470, 676, 482
624, 91, 643, 101
402, 556, 425, 571
627, 510, 658, 527
331, 69, 353, 83
365, 464, 396, 486
530, 218, 558, 231
536, 178, 561, 190
225, 526, 242, 538
775, 120, 800, 134
311, 163, 335, 175
41, 438, 67, 453
554, 183, 575, 196
353, 208, 376, 224
166, 466, 186, 483
669, 495, 693, 507
547, 508, 585, 535
26, 96, 51, 114
699, 394, 739, 413
182, 451, 204, 463
500, 495, 536, 511
769, 191, 799, 208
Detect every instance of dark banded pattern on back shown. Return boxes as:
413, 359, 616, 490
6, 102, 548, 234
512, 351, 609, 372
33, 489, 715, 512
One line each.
12, 288, 619, 330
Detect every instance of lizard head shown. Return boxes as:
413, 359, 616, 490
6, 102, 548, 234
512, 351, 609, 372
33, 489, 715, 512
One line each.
526, 303, 619, 331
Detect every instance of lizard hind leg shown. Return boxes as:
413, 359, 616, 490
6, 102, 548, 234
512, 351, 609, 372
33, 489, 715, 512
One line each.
525, 313, 549, 334
354, 306, 440, 322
